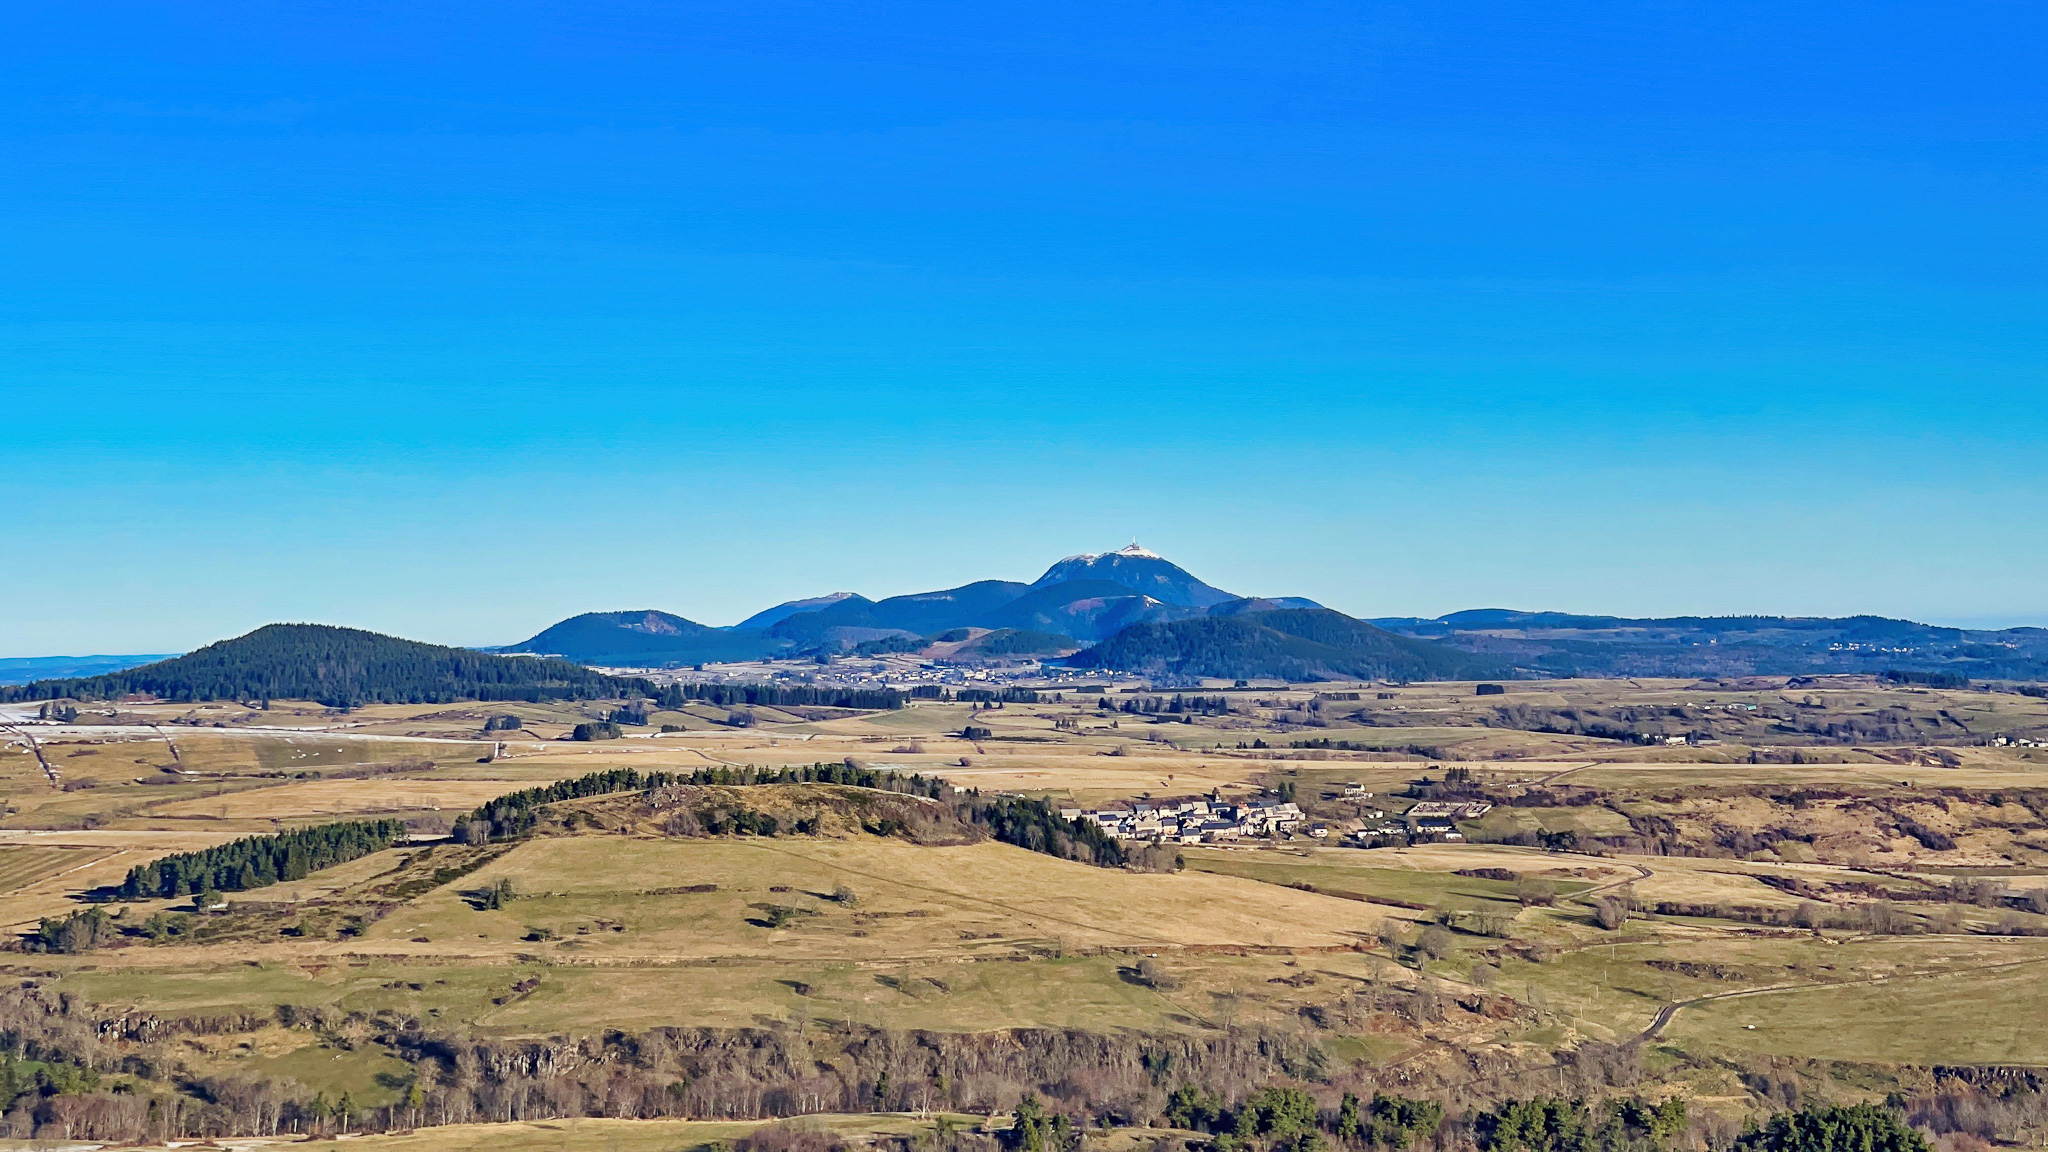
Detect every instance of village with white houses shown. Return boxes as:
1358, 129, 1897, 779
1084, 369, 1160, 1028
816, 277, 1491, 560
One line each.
1059, 783, 1494, 848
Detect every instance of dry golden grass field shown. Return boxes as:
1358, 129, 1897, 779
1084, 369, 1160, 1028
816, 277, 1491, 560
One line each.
6, 672, 2048, 1139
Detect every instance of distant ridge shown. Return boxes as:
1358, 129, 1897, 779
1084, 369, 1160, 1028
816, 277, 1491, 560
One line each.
0, 624, 633, 707
736, 593, 865, 631
0, 654, 177, 686
1366, 610, 2048, 680
765, 581, 1033, 645
1210, 596, 1327, 616
507, 610, 769, 666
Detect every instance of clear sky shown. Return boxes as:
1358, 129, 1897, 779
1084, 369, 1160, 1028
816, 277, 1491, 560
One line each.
3, 1, 2044, 654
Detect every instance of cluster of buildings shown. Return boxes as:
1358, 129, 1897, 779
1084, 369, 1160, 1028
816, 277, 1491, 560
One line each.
1350, 799, 1492, 845
1058, 791, 1499, 850
1060, 798, 1311, 844
1992, 735, 2047, 749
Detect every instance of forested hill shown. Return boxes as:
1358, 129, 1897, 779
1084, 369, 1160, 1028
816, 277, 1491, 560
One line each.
1367, 610, 2048, 681
0, 624, 634, 707
1069, 609, 1499, 682
509, 610, 771, 666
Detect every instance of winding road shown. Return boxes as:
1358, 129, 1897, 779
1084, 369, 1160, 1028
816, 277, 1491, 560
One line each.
1632, 948, 2048, 1046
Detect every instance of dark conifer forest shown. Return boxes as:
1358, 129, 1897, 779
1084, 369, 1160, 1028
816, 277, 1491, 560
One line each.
117, 819, 408, 899
654, 681, 902, 711
1, 624, 634, 707
1070, 610, 1498, 683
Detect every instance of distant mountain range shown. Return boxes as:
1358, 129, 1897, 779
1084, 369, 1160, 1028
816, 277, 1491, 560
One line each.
0, 654, 175, 686
500, 544, 1324, 667
496, 546, 2048, 683
7, 549, 2046, 694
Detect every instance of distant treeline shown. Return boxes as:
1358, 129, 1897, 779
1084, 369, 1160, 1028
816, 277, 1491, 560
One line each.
1883, 669, 1971, 689
1163, 1084, 1445, 1151
118, 819, 407, 900
1101, 693, 1231, 716
656, 682, 902, 710
957, 687, 1044, 703
453, 763, 947, 843
1, 624, 630, 708
908, 686, 1045, 703
1291, 738, 1451, 757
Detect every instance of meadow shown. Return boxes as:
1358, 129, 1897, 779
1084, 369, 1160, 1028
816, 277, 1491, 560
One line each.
5, 673, 2048, 1144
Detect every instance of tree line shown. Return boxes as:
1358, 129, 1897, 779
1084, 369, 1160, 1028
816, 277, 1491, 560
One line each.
1162, 1084, 1443, 1152
441, 763, 1178, 873
655, 682, 902, 711
452, 763, 948, 844
1475, 1096, 1689, 1152
956, 687, 1045, 704
1884, 669, 1971, 689
1290, 738, 1451, 757
1100, 694, 1232, 716
117, 819, 408, 901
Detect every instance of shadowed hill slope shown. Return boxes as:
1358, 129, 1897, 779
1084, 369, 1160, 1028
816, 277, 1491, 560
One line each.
1069, 609, 1499, 682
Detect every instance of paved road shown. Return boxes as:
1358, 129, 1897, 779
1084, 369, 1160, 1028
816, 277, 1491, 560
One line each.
1535, 762, 1600, 785
1576, 855, 1655, 895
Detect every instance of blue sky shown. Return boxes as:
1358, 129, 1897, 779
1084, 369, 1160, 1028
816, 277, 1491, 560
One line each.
3, 1, 2044, 653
